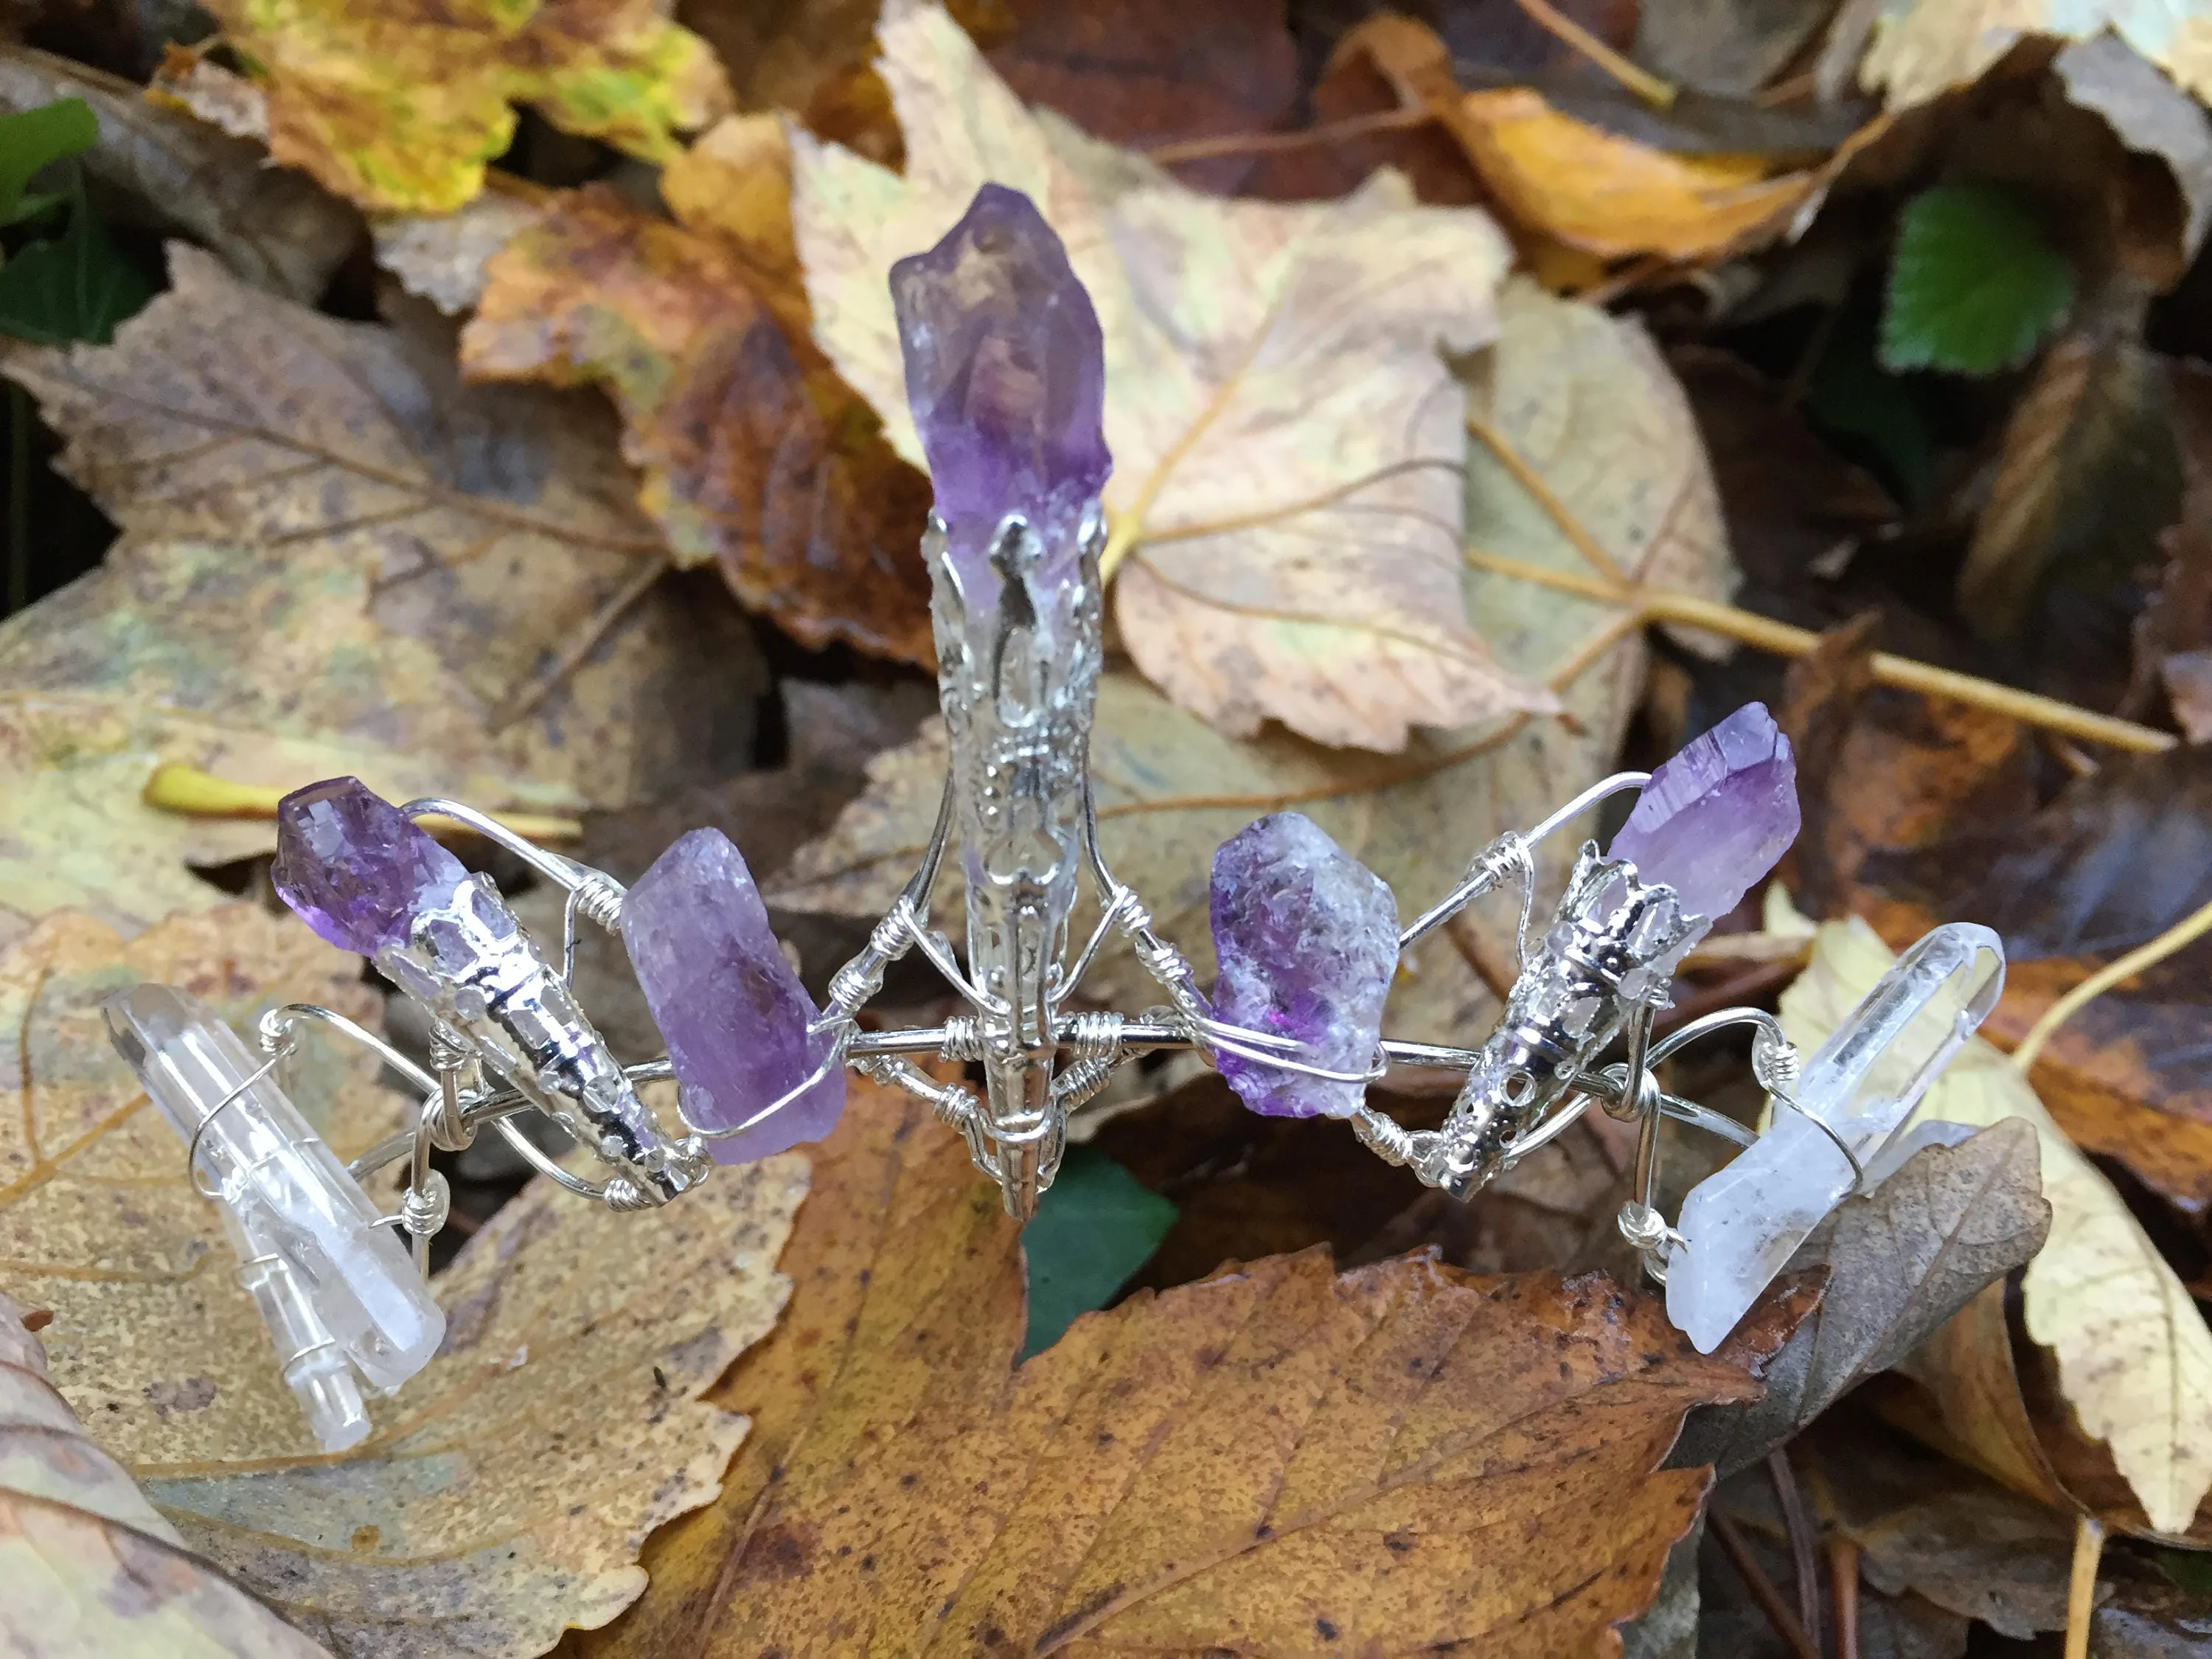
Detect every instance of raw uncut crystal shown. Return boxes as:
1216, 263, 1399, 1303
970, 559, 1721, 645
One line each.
890, 182, 1110, 616
104, 984, 444, 1441
1666, 922, 2005, 1352
623, 827, 846, 1163
1209, 813, 1399, 1119
1607, 702, 1800, 923
274, 776, 468, 957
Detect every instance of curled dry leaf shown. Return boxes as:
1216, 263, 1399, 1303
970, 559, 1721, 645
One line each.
0, 903, 807, 1658
0, 43, 356, 304
1785, 917, 2212, 1537
1, 243, 765, 927
462, 125, 936, 665
1860, 0, 2212, 110
794, 0, 1534, 752
193, 0, 730, 213
776, 278, 1736, 1055
575, 1080, 1783, 1658
1, 1286, 332, 1658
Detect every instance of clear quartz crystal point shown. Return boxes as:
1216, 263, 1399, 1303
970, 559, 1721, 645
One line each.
103, 984, 442, 1441
1666, 922, 2006, 1352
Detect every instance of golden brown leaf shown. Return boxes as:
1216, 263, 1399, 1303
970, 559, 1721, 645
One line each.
795, 0, 1532, 751
462, 150, 936, 664
577, 1082, 1772, 1658
196, 0, 730, 213
0, 904, 809, 1657
1, 1287, 332, 1658
775, 278, 1736, 1058
1, 243, 764, 926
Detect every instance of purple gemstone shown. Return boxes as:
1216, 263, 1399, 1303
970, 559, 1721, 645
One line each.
622, 827, 845, 1164
274, 778, 469, 957
1607, 702, 1800, 922
889, 183, 1110, 616
1208, 813, 1399, 1119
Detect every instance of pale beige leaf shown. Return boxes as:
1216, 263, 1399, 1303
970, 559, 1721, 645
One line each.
0, 905, 807, 1658
776, 279, 1736, 1056
1781, 917, 2212, 1536
1, 244, 763, 928
375, 189, 549, 316
792, 0, 1531, 751
0, 44, 354, 303
1862, 2, 2212, 109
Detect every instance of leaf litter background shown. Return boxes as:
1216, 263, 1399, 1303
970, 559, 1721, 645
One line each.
6, 0, 2212, 1654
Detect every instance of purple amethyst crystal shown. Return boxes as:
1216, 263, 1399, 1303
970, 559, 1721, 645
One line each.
1607, 702, 1800, 922
1208, 813, 1399, 1119
274, 778, 469, 956
622, 827, 845, 1164
889, 183, 1110, 614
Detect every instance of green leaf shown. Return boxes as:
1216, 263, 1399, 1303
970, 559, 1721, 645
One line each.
1020, 1145, 1176, 1360
1881, 183, 2076, 376
0, 183, 153, 347
0, 99, 98, 229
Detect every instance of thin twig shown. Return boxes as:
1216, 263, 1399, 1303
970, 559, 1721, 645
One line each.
2064, 1514, 2104, 1659
1711, 1511, 1824, 1659
1770, 1449, 1824, 1657
1462, 546, 2177, 755
2014, 894, 2212, 1071
490, 551, 670, 732
1142, 106, 1434, 167
1829, 1534, 1859, 1659
1509, 0, 1677, 108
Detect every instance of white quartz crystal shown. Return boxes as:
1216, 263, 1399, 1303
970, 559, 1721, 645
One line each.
1666, 923, 2004, 1353
105, 984, 443, 1441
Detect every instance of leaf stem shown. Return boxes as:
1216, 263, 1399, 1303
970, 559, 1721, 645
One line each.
1768, 1448, 1823, 1653
6, 380, 28, 616
1829, 1534, 1860, 1659
1509, 0, 1677, 108
2013, 894, 2212, 1072
2064, 1514, 2104, 1659
1142, 106, 1435, 167
1710, 1510, 1823, 1659
1462, 546, 2177, 755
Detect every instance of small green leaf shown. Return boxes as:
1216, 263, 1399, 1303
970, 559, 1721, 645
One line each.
1020, 1145, 1176, 1360
0, 184, 153, 347
1880, 183, 2075, 376
0, 99, 99, 229
2154, 1546, 2212, 1596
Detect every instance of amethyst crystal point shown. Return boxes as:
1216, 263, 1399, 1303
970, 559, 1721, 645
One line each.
622, 827, 845, 1164
1209, 813, 1399, 1119
890, 183, 1110, 612
274, 777, 469, 956
1607, 702, 1800, 923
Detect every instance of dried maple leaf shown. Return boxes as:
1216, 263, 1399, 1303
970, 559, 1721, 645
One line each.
0, 903, 807, 1658
793, 0, 1533, 752
1, 244, 766, 927
462, 137, 937, 664
194, 0, 730, 213
573, 1079, 1776, 1658
775, 279, 1735, 1051
1, 1287, 332, 1658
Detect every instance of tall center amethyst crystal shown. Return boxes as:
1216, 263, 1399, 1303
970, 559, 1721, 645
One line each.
1210, 813, 1400, 1119
889, 182, 1110, 616
1607, 702, 1800, 922
274, 778, 469, 956
622, 828, 845, 1164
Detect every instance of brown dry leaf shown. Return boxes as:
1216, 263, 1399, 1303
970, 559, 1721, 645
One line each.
1861, 1, 2212, 109
2053, 32, 2212, 269
794, 0, 1533, 752
1339, 15, 1889, 268
1, 1286, 333, 1658
1784, 917, 2212, 1537
194, 0, 730, 213
0, 43, 357, 304
575, 1079, 1778, 1658
462, 144, 937, 663
775, 276, 1736, 1054
1, 243, 765, 928
0, 903, 809, 1658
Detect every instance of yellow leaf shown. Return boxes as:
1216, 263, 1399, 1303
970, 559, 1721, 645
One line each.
0, 905, 807, 1656
1, 1284, 331, 1657
198, 0, 731, 212
1862, 0, 2212, 108
793, 0, 1536, 752
1782, 917, 2212, 1536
